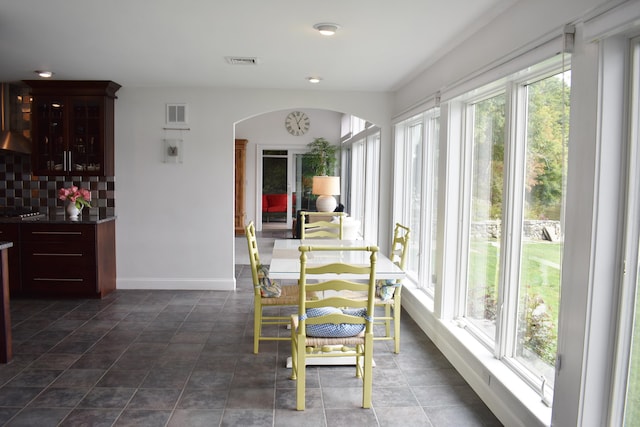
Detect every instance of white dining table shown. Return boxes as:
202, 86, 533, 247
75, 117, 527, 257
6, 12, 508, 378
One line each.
269, 238, 406, 281
269, 238, 406, 368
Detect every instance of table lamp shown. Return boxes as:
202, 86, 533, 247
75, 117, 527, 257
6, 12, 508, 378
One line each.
312, 176, 340, 212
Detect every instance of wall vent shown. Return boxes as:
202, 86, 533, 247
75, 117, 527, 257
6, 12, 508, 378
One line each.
166, 103, 187, 125
225, 56, 260, 65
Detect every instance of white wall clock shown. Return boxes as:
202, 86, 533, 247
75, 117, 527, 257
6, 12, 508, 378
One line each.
285, 111, 310, 136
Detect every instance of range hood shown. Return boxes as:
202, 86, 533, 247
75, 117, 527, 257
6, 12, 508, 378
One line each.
0, 83, 32, 154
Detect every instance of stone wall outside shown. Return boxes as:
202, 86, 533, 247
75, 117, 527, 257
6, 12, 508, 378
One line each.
470, 220, 562, 241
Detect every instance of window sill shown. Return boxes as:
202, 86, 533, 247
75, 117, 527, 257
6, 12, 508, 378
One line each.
402, 283, 553, 427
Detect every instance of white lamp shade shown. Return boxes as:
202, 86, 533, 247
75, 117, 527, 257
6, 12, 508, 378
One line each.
312, 176, 340, 196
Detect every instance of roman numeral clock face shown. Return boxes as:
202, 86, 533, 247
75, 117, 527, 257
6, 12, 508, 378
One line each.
285, 111, 310, 136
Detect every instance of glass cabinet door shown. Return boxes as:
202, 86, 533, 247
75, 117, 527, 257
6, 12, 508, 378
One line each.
69, 97, 103, 174
33, 96, 66, 173
26, 80, 119, 177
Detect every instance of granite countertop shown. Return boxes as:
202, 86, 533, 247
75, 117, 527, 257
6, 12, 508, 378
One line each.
0, 242, 13, 250
0, 215, 116, 225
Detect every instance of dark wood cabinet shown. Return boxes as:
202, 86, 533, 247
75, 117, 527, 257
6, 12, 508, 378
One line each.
21, 221, 116, 298
235, 139, 247, 235
24, 80, 121, 176
0, 224, 21, 296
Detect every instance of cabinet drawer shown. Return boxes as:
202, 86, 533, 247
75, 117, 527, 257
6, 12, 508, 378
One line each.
22, 239, 94, 255
22, 244, 96, 295
22, 224, 95, 244
21, 276, 96, 296
23, 252, 95, 276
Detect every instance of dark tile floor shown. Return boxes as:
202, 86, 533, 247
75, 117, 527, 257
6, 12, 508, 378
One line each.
0, 264, 502, 426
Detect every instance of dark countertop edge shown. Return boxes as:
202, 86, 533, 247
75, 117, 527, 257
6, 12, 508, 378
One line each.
0, 216, 117, 225
0, 242, 13, 250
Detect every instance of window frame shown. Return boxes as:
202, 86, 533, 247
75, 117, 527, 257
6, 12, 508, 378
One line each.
342, 124, 381, 242
612, 35, 640, 426
454, 56, 571, 399
392, 109, 440, 295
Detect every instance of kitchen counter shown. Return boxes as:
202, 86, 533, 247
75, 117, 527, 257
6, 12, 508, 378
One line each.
0, 214, 116, 224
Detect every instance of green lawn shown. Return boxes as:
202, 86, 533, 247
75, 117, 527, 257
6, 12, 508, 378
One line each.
521, 241, 562, 317
468, 239, 562, 363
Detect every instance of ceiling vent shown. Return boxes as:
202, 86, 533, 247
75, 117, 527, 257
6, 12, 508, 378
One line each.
225, 56, 260, 65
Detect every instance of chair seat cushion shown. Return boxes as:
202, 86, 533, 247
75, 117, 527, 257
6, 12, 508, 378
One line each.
303, 307, 367, 337
376, 279, 401, 301
257, 264, 281, 297
261, 285, 316, 305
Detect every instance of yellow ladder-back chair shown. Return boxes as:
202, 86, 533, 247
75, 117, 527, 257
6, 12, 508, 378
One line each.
374, 223, 410, 353
245, 221, 313, 354
299, 211, 345, 239
291, 245, 378, 410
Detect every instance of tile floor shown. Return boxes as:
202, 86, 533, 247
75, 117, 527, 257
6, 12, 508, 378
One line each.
0, 238, 503, 426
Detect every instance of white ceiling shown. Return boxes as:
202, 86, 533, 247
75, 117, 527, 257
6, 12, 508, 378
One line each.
0, 0, 517, 91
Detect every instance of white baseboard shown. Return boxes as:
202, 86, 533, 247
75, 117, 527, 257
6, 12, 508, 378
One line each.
116, 277, 235, 291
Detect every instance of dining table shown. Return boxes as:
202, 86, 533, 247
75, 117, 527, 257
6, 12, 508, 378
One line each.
268, 238, 406, 281
269, 238, 406, 367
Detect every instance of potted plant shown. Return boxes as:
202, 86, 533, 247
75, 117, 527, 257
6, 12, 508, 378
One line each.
303, 137, 341, 212
304, 137, 338, 176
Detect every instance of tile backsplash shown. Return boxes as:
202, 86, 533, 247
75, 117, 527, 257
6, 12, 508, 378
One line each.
0, 152, 115, 216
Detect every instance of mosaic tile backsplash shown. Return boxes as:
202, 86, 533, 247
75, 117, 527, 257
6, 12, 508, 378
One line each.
0, 152, 116, 217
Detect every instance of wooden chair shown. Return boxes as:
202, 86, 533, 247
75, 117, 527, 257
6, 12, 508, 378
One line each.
290, 245, 378, 410
245, 221, 313, 354
374, 223, 410, 353
299, 211, 345, 239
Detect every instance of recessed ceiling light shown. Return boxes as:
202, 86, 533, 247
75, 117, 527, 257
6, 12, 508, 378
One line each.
313, 23, 340, 36
35, 70, 53, 78
307, 77, 322, 84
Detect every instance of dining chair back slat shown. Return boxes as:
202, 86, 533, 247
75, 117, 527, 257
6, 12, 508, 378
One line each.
299, 211, 345, 239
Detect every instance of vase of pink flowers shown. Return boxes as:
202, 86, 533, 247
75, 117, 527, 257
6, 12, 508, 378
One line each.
58, 186, 91, 220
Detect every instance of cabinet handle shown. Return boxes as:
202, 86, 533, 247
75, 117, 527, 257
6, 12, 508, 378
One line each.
63, 150, 67, 171
33, 253, 83, 257
34, 278, 84, 282
31, 231, 83, 235
68, 151, 72, 170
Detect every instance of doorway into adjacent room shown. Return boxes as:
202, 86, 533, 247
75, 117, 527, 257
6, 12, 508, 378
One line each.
260, 148, 317, 232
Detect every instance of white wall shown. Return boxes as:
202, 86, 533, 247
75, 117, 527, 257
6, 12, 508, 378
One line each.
114, 88, 392, 291
235, 108, 343, 227
393, 0, 614, 114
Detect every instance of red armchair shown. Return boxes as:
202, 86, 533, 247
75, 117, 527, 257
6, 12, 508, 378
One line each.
262, 194, 296, 222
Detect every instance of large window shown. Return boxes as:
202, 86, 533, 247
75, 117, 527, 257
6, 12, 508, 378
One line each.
514, 73, 569, 386
465, 92, 506, 343
460, 63, 570, 397
622, 37, 640, 426
343, 124, 380, 242
393, 110, 440, 294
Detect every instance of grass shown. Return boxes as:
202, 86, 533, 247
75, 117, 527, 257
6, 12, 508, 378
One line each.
467, 239, 562, 365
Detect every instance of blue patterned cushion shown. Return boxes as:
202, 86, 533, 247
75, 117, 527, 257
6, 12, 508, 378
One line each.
376, 279, 400, 301
304, 307, 367, 337
257, 264, 281, 297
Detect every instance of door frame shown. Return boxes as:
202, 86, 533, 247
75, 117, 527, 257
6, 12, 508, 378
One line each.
256, 145, 307, 231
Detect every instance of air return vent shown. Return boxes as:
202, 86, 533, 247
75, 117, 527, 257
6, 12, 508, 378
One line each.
225, 56, 260, 65
166, 104, 187, 125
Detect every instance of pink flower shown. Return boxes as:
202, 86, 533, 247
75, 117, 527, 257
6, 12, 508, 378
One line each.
58, 186, 92, 209
79, 188, 91, 201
